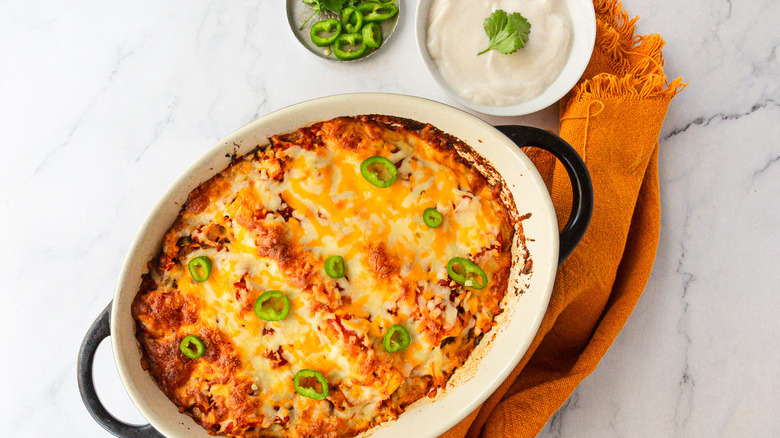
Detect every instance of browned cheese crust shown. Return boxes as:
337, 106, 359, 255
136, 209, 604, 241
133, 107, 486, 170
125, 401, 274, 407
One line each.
132, 115, 523, 437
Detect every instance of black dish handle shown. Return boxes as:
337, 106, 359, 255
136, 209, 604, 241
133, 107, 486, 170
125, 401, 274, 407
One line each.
496, 125, 593, 265
78, 301, 165, 438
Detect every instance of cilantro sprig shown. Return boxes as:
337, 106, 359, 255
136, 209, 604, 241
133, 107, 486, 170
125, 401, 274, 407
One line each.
300, 0, 348, 30
477, 9, 531, 56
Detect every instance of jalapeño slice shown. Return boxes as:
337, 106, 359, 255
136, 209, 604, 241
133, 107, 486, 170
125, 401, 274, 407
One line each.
383, 324, 411, 353
446, 257, 488, 290
254, 291, 290, 321
310, 18, 342, 47
341, 7, 363, 34
334, 33, 367, 60
423, 208, 443, 228
362, 22, 382, 49
179, 335, 205, 359
324, 255, 346, 279
188, 256, 212, 282
360, 156, 398, 188
357, 2, 398, 22
294, 369, 329, 400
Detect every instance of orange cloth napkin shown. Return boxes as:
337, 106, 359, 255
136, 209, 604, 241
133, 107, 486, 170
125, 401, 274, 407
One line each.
441, 1, 686, 437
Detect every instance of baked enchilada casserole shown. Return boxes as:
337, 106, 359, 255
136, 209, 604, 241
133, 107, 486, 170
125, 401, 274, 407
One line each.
132, 115, 522, 437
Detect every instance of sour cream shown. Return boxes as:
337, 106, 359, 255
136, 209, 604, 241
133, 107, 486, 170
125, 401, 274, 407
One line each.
427, 0, 572, 107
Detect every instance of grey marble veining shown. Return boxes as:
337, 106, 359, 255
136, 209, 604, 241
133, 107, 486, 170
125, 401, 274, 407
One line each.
537, 1, 780, 436
1, 0, 777, 437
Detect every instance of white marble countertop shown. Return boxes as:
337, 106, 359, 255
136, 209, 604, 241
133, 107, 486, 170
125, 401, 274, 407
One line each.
2, 0, 778, 436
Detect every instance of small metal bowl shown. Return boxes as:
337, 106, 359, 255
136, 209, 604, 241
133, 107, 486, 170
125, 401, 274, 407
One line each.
287, 0, 401, 62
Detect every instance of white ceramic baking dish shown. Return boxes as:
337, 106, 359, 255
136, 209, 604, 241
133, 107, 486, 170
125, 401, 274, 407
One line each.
78, 93, 592, 438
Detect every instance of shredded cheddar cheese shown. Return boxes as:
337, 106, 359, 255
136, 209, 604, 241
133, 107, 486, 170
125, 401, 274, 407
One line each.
132, 115, 517, 438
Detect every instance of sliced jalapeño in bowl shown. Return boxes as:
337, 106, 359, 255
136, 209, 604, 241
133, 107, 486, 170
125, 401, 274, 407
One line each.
357, 2, 398, 22
341, 7, 363, 34
292, 0, 400, 61
362, 22, 382, 49
334, 33, 367, 60
310, 18, 342, 47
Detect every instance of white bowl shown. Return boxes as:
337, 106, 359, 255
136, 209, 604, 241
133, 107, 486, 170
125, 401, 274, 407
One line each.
416, 0, 596, 116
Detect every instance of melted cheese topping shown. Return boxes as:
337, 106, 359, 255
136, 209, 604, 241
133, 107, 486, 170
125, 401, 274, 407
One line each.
132, 116, 516, 438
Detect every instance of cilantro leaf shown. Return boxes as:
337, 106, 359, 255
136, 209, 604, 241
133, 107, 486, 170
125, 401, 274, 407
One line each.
320, 0, 347, 13
478, 9, 531, 56
299, 0, 348, 29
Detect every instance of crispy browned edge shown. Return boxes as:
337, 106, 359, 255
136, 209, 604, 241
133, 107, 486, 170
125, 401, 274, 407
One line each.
131, 114, 530, 437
